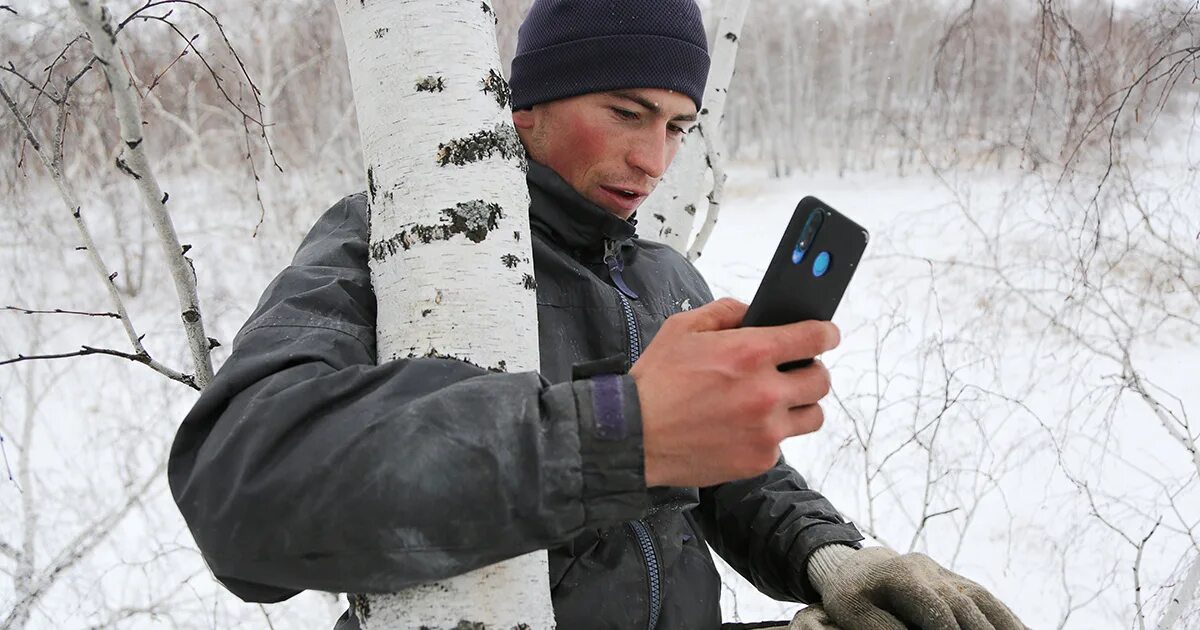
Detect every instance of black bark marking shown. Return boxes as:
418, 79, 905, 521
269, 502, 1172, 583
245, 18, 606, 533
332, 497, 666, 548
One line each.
348, 594, 370, 622
480, 1, 498, 24
208, 337, 221, 349
114, 157, 140, 179
182, 308, 199, 323
373, 27, 389, 38
411, 349, 508, 373
480, 69, 510, 109
700, 107, 709, 115
513, 231, 520, 242
125, 138, 142, 149
108, 272, 118, 281
72, 206, 81, 218
370, 201, 504, 261
161, 191, 169, 204
501, 253, 519, 268
436, 123, 523, 167
367, 166, 377, 202
684, 203, 696, 216
416, 76, 445, 92
653, 213, 666, 223
523, 273, 537, 290
181, 243, 192, 255
724, 32, 738, 42
421, 308, 432, 317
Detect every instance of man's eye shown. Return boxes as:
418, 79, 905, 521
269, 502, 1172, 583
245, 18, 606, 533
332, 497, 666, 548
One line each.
612, 108, 638, 120
669, 125, 688, 136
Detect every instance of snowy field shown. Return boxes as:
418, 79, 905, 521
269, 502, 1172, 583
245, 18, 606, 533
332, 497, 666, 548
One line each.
697, 150, 1200, 627
2, 137, 1197, 628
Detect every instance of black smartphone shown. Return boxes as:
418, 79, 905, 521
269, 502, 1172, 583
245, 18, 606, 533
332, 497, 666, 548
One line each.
741, 196, 869, 370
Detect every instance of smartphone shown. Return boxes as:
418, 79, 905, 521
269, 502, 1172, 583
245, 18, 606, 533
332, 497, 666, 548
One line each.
741, 196, 869, 370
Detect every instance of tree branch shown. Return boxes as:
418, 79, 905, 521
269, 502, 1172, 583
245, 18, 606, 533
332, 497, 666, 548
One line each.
69, 0, 214, 387
0, 346, 197, 389
3, 305, 120, 318
1, 80, 197, 389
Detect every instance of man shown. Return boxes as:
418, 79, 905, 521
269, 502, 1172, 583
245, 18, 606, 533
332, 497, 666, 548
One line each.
168, 1, 1027, 628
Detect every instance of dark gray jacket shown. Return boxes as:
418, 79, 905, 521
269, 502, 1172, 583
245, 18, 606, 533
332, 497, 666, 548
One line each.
168, 161, 863, 629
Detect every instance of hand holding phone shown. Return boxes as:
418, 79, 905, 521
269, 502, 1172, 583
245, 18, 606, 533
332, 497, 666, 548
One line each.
742, 196, 869, 370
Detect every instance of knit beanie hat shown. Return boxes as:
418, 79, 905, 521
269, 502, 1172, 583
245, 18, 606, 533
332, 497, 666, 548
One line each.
509, 0, 711, 111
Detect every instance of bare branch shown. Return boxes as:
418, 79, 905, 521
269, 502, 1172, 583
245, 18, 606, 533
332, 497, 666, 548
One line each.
0, 346, 197, 389
0, 538, 18, 561
2, 305, 120, 318
0, 460, 166, 629
1, 80, 196, 388
69, 0, 214, 386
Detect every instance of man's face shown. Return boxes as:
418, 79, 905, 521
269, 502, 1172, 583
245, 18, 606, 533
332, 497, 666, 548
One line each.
512, 88, 698, 220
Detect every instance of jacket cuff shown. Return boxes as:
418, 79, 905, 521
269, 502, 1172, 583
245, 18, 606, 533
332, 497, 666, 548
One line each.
549, 373, 649, 529
789, 523, 865, 602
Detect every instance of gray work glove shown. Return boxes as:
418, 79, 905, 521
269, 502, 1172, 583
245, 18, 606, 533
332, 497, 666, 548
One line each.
806, 545, 1028, 630
750, 605, 842, 630
788, 605, 842, 630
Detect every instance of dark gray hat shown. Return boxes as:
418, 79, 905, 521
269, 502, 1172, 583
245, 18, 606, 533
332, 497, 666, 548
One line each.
509, 0, 711, 110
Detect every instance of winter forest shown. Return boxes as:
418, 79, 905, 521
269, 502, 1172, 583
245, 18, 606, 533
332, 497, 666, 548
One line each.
1, 0, 1198, 628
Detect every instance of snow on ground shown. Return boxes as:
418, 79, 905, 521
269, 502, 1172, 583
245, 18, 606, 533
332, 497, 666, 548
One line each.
695, 158, 1200, 627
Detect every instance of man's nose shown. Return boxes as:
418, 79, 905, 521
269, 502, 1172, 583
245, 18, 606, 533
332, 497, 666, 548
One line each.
627, 130, 670, 180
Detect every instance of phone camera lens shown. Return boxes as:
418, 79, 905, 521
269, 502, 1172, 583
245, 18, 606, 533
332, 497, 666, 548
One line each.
793, 210, 825, 265
812, 251, 831, 277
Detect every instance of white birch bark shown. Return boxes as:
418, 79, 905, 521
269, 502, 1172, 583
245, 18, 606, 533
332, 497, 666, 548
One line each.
68, 0, 214, 387
640, 0, 749, 256
334, 1, 552, 628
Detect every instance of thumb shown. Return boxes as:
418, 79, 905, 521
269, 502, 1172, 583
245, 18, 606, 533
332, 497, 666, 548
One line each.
677, 297, 748, 332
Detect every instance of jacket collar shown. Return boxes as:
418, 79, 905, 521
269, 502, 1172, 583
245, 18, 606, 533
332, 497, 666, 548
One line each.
527, 160, 638, 255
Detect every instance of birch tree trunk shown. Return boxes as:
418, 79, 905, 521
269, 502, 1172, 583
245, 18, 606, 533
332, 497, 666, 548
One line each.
640, 0, 749, 255
334, 1, 552, 628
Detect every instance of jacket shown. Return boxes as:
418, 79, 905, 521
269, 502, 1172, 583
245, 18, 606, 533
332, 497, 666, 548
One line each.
167, 160, 863, 629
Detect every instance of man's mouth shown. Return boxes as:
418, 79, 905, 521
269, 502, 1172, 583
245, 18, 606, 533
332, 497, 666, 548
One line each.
602, 185, 646, 199
599, 185, 648, 213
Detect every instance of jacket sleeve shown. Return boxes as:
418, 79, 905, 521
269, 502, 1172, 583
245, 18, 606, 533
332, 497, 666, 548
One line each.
167, 193, 648, 603
695, 459, 864, 604
672, 255, 864, 604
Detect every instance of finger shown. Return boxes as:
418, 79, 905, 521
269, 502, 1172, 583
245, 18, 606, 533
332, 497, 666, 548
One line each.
828, 607, 909, 630
781, 359, 832, 407
940, 585, 995, 630
679, 297, 748, 332
781, 403, 824, 438
880, 580, 961, 630
743, 320, 840, 366
789, 605, 841, 630
954, 581, 1025, 630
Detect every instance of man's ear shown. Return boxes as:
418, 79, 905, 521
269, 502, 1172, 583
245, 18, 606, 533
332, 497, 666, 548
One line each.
512, 107, 536, 130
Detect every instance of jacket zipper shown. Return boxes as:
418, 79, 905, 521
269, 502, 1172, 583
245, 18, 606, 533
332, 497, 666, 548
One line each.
604, 238, 661, 630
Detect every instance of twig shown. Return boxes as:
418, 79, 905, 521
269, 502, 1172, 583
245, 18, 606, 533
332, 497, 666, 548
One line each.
0, 458, 167, 628
0, 346, 197, 389
0, 80, 196, 389
69, 0, 214, 387
117, 0, 282, 173
3, 305, 120, 318
0, 431, 15, 490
